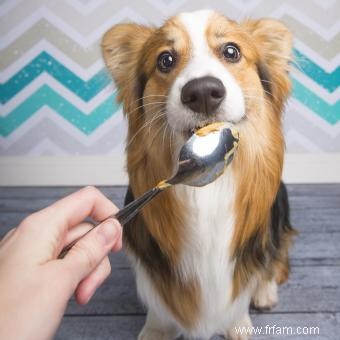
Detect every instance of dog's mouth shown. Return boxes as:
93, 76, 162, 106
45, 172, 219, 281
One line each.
185, 121, 212, 138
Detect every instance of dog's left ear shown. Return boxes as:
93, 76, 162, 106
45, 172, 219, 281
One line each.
246, 19, 293, 110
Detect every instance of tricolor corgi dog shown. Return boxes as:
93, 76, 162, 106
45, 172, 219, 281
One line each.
102, 9, 296, 340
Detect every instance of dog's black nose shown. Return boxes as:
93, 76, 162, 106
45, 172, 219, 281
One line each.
181, 76, 226, 115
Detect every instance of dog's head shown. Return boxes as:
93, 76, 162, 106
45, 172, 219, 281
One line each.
102, 9, 292, 192
103, 9, 291, 137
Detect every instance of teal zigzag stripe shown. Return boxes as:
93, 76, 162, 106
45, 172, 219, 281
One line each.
1, 50, 338, 105
0, 51, 111, 104
0, 85, 120, 137
292, 78, 339, 124
293, 49, 340, 92
0, 80, 338, 138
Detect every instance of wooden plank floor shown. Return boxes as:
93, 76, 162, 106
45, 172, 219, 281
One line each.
0, 185, 339, 339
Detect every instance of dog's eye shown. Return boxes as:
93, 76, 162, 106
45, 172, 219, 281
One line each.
157, 51, 176, 73
222, 43, 241, 62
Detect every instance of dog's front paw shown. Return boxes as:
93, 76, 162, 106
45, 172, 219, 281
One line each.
252, 279, 278, 310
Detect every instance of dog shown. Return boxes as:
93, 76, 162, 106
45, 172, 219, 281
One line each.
102, 9, 296, 339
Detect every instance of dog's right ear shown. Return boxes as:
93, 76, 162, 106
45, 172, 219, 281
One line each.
102, 24, 153, 107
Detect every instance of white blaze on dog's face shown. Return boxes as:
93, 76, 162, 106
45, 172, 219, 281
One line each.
166, 10, 245, 132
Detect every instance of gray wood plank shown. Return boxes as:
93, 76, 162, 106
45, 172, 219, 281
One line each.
286, 184, 340, 197
65, 268, 144, 315
56, 313, 339, 340
0, 186, 127, 199
56, 315, 145, 340
289, 196, 340, 210
1, 183, 338, 199
291, 208, 340, 233
291, 232, 340, 260
64, 265, 340, 316
1, 195, 339, 213
291, 258, 340, 267
0, 187, 81, 199
0, 196, 125, 212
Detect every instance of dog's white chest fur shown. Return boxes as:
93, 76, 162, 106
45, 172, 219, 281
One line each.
175, 171, 252, 338
135, 171, 252, 339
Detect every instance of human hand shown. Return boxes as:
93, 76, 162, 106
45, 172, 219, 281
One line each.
0, 186, 122, 340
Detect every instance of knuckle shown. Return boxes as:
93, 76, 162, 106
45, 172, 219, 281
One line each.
82, 185, 100, 197
19, 213, 38, 230
73, 242, 98, 272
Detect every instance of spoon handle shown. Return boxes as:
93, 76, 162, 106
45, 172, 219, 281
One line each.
112, 186, 163, 225
58, 186, 164, 258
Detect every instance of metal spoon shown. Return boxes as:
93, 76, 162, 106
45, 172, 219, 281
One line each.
59, 122, 239, 258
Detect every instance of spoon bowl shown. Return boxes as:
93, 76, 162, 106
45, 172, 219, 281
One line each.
167, 122, 238, 187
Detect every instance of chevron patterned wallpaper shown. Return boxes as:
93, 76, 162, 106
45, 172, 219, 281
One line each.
0, 0, 339, 158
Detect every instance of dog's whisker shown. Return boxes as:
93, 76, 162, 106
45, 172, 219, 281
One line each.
162, 124, 168, 151
149, 120, 168, 146
131, 94, 169, 103
124, 101, 167, 118
147, 110, 167, 136
126, 110, 166, 148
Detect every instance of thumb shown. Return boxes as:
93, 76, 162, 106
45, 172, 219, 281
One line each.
62, 218, 121, 286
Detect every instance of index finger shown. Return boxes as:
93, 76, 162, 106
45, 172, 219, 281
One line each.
22, 186, 118, 235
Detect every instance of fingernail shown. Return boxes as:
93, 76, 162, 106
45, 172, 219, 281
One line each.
97, 219, 120, 246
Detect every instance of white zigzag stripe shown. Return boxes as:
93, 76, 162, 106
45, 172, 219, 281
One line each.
0, 106, 126, 148
286, 98, 340, 138
0, 118, 127, 155
145, 0, 186, 16
65, 0, 108, 16
0, 74, 115, 117
285, 129, 323, 152
313, 0, 337, 10
27, 138, 69, 156
0, 40, 104, 82
0, 0, 22, 17
293, 38, 340, 73
272, 4, 340, 41
224, 0, 263, 12
0, 7, 148, 48
291, 68, 340, 104
284, 107, 340, 152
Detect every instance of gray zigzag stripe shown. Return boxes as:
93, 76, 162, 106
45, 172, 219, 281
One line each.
285, 0, 339, 27
0, 19, 101, 71
284, 109, 340, 153
1, 0, 339, 36
1, 0, 154, 35
1, 10, 339, 71
282, 15, 339, 60
0, 118, 127, 155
